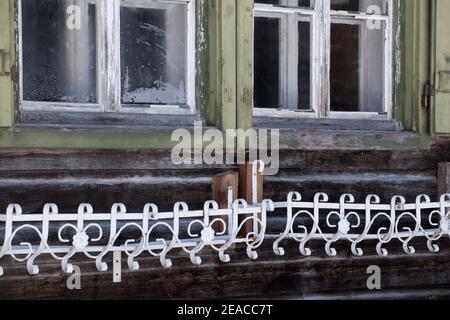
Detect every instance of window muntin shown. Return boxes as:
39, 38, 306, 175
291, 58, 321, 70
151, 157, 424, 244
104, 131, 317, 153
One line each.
19, 0, 195, 114
254, 0, 392, 119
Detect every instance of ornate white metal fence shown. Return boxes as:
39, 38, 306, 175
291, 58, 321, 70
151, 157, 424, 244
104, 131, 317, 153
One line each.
1, 161, 449, 281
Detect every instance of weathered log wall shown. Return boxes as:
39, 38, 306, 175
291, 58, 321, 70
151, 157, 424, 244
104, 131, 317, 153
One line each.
1, 141, 450, 299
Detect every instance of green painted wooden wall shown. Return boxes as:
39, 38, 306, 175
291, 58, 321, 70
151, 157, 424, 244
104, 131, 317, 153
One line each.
399, 0, 430, 134
206, 0, 253, 130
0, 0, 14, 128
0, 0, 448, 149
432, 0, 450, 135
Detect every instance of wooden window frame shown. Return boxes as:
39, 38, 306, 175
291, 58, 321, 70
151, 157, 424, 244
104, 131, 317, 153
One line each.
17, 0, 196, 116
0, 0, 433, 151
253, 0, 394, 121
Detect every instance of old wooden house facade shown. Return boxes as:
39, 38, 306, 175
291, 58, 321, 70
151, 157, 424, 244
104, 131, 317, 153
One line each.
1, 0, 450, 299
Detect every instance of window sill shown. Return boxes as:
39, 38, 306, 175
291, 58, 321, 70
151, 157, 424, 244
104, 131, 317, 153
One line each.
276, 128, 429, 151
254, 116, 402, 131
7, 111, 430, 151
0, 124, 202, 150
254, 116, 430, 151
0, 109, 206, 149
18, 109, 201, 128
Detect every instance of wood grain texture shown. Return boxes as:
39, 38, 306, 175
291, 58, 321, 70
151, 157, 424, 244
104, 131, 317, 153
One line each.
19, 110, 202, 127
2, 240, 450, 299
212, 171, 238, 235
236, 0, 253, 130
438, 163, 450, 196
238, 163, 263, 205
254, 117, 401, 131
0, 142, 449, 298
239, 163, 263, 235
0, 144, 448, 172
0, 0, 14, 128
219, 0, 237, 130
212, 171, 238, 208
432, 0, 450, 135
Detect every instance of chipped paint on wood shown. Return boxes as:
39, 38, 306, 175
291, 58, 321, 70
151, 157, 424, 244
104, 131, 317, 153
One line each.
0, 0, 14, 127
196, 0, 211, 124
432, 0, 450, 135
0, 0, 445, 148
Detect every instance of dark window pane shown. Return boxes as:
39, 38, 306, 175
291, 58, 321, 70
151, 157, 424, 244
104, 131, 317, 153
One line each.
255, 0, 312, 8
298, 21, 310, 109
254, 17, 280, 109
22, 0, 97, 103
331, 0, 387, 14
330, 22, 385, 112
255, 0, 280, 5
120, 4, 187, 105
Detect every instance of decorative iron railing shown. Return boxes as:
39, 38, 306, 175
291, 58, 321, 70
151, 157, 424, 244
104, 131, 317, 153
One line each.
0, 161, 449, 281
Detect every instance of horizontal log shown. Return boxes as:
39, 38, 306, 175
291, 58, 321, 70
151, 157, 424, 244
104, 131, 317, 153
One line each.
1, 240, 450, 299
0, 146, 448, 172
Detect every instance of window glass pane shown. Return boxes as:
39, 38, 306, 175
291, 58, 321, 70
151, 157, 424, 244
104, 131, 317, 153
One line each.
330, 21, 385, 112
255, 0, 281, 5
120, 2, 187, 105
254, 17, 280, 109
330, 0, 387, 14
22, 0, 97, 103
254, 15, 312, 110
298, 20, 311, 110
255, 0, 313, 8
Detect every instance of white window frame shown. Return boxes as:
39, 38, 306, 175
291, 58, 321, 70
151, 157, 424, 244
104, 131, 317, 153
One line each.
253, 0, 393, 121
17, 0, 196, 115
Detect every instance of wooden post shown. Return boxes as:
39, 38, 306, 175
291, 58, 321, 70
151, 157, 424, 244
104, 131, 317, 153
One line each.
438, 163, 450, 196
236, 0, 254, 130
239, 163, 264, 204
0, 0, 14, 128
212, 171, 239, 229
239, 162, 264, 235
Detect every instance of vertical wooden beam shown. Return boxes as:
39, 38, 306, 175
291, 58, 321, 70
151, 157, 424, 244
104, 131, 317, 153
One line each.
208, 0, 220, 126
101, 0, 121, 113
212, 171, 239, 235
438, 163, 450, 196
236, 0, 253, 130
220, 0, 237, 130
208, 0, 246, 130
239, 162, 264, 234
401, 0, 416, 131
239, 162, 263, 204
212, 171, 239, 208
208, 0, 237, 130
196, 0, 214, 125
0, 0, 14, 128
432, 0, 450, 135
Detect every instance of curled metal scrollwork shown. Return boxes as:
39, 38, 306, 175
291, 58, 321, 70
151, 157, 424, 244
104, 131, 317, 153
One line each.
1, 162, 450, 278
